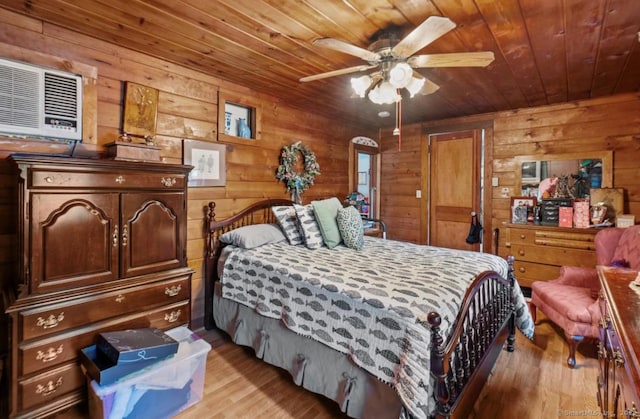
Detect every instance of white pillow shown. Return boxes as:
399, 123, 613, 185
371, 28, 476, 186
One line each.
220, 224, 286, 249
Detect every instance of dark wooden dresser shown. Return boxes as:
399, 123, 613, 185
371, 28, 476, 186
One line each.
0, 155, 193, 418
504, 224, 598, 288
597, 266, 640, 417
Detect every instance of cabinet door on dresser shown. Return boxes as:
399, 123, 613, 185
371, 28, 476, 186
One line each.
121, 192, 185, 277
30, 193, 119, 294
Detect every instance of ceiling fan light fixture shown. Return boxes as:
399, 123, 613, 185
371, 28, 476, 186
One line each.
368, 81, 400, 105
389, 62, 413, 88
350, 75, 372, 97
406, 75, 426, 97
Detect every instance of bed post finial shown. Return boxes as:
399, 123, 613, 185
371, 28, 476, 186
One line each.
208, 201, 217, 223
428, 311, 451, 417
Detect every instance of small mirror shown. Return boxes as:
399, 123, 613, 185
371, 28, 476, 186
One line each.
516, 151, 613, 199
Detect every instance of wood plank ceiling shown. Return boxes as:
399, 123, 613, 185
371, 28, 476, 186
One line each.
0, 0, 638, 128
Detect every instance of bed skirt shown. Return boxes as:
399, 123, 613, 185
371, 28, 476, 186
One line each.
213, 283, 403, 418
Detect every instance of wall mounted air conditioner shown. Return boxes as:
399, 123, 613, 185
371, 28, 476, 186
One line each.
0, 57, 82, 141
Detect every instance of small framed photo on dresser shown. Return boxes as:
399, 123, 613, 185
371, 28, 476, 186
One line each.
511, 196, 537, 224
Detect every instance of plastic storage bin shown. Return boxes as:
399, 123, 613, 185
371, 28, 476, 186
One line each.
86, 326, 211, 419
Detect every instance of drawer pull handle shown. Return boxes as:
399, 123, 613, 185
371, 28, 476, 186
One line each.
115, 294, 125, 303
112, 226, 119, 247
36, 312, 65, 329
122, 225, 128, 247
518, 267, 526, 273
165, 285, 181, 297
36, 345, 64, 363
614, 348, 625, 367
44, 176, 53, 183
161, 177, 177, 187
518, 250, 525, 256
164, 310, 181, 323
115, 175, 125, 184
519, 234, 525, 239
36, 377, 63, 396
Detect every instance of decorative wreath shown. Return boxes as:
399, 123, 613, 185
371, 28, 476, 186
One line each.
275, 141, 320, 193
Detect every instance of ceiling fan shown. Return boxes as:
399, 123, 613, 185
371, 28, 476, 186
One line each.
299, 16, 494, 104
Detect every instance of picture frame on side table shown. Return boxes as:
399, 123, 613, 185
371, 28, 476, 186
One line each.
183, 140, 226, 187
511, 196, 537, 224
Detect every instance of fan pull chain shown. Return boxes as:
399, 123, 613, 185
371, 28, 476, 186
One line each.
393, 90, 402, 151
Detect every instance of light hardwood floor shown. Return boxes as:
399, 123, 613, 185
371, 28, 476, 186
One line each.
59, 311, 599, 419
174, 311, 599, 419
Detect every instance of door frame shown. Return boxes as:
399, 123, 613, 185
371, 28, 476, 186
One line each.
420, 121, 494, 251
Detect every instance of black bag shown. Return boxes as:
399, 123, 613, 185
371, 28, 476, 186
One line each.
465, 213, 483, 244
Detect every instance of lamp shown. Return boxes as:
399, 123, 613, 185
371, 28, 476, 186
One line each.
352, 61, 426, 104
368, 81, 400, 105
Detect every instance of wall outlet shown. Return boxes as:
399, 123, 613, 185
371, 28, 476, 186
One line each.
492, 177, 499, 187
500, 187, 510, 198
416, 190, 422, 198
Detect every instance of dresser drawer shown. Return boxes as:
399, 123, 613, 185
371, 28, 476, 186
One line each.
30, 168, 186, 190
20, 276, 190, 341
508, 228, 537, 245
19, 299, 188, 376
513, 260, 560, 287
18, 362, 84, 411
509, 243, 596, 268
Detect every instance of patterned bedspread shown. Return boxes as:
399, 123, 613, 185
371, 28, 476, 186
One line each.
220, 236, 534, 418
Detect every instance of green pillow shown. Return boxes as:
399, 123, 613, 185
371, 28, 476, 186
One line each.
311, 197, 343, 248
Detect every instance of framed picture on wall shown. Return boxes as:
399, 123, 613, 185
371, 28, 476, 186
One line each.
510, 196, 537, 224
183, 140, 226, 187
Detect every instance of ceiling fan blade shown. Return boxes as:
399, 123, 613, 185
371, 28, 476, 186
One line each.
299, 64, 377, 82
408, 52, 495, 68
313, 38, 380, 62
420, 78, 440, 95
392, 16, 456, 58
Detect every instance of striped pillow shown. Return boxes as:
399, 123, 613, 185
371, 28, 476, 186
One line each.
293, 204, 325, 249
271, 206, 304, 245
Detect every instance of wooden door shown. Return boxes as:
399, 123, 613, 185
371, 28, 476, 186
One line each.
121, 192, 185, 277
30, 193, 119, 293
428, 130, 482, 250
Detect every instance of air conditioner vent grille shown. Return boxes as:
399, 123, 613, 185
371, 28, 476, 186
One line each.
44, 73, 78, 118
0, 63, 40, 128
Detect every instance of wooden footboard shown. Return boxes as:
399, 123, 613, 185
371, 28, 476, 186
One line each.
427, 256, 516, 418
204, 198, 294, 329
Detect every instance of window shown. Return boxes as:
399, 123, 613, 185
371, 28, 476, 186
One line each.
350, 137, 379, 219
217, 89, 262, 144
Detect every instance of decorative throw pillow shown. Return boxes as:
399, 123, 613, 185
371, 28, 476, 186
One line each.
272, 206, 304, 245
220, 224, 286, 249
337, 206, 365, 250
311, 197, 343, 248
293, 204, 325, 249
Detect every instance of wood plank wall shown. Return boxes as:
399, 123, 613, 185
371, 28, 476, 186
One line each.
0, 9, 362, 330
378, 93, 640, 257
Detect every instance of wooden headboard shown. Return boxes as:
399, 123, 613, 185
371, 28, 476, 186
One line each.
204, 198, 294, 329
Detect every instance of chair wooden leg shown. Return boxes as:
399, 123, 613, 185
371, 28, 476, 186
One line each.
528, 301, 537, 324
565, 332, 584, 368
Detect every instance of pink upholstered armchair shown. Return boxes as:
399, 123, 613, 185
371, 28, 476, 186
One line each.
530, 225, 640, 368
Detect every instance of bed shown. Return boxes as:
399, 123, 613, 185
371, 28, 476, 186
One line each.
204, 198, 534, 418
